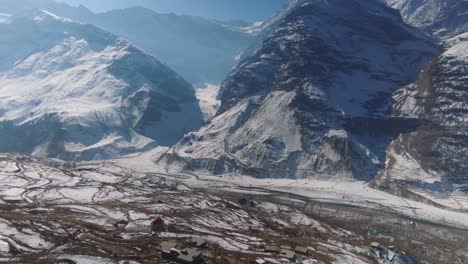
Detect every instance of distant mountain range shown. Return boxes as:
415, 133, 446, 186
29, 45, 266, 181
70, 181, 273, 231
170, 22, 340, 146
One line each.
0, 0, 256, 85
58, 0, 289, 21
87, 7, 254, 85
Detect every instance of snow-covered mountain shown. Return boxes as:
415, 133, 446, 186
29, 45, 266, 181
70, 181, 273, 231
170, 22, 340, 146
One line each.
375, 0, 468, 190
0, 9, 203, 160
384, 0, 468, 38
0, 1, 255, 85
160, 0, 438, 180
381, 34, 468, 190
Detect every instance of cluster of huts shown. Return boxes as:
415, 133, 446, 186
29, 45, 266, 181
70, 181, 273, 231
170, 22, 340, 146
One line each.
160, 238, 208, 264
370, 241, 406, 262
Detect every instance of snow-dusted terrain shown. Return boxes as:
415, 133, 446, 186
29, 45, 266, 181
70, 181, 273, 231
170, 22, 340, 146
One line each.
0, 153, 465, 263
119, 150, 468, 230
195, 83, 221, 121
0, 1, 465, 263
381, 32, 468, 189
154, 0, 468, 199
144, 1, 468, 248
160, 0, 438, 180
384, 0, 468, 38
0, 9, 203, 160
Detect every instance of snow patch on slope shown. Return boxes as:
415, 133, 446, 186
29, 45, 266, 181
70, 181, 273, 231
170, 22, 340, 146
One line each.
196, 83, 221, 121
443, 39, 468, 60
385, 142, 442, 184
240, 21, 265, 34
35, 9, 73, 23
0, 13, 11, 23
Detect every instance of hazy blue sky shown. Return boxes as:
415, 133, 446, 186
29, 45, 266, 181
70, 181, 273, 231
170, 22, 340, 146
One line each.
59, 0, 289, 21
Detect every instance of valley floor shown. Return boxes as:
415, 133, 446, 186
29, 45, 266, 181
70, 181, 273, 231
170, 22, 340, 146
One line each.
0, 152, 466, 263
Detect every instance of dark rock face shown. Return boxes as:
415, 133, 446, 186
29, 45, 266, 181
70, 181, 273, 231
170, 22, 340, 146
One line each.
386, 36, 468, 186
374, 0, 468, 188
219, 0, 436, 115
161, 0, 438, 180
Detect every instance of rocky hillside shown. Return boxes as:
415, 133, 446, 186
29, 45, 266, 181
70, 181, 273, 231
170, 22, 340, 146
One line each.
160, 0, 438, 180
379, 31, 468, 190
384, 0, 468, 38
366, 0, 467, 191
0, 10, 203, 160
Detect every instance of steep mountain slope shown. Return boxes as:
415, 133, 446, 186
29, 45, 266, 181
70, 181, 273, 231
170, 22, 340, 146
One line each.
379, 35, 468, 190
0, 10, 203, 160
160, 0, 438, 180
370, 0, 468, 191
384, 0, 468, 38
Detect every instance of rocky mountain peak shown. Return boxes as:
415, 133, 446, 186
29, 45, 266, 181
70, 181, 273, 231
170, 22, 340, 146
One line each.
160, 0, 438, 180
